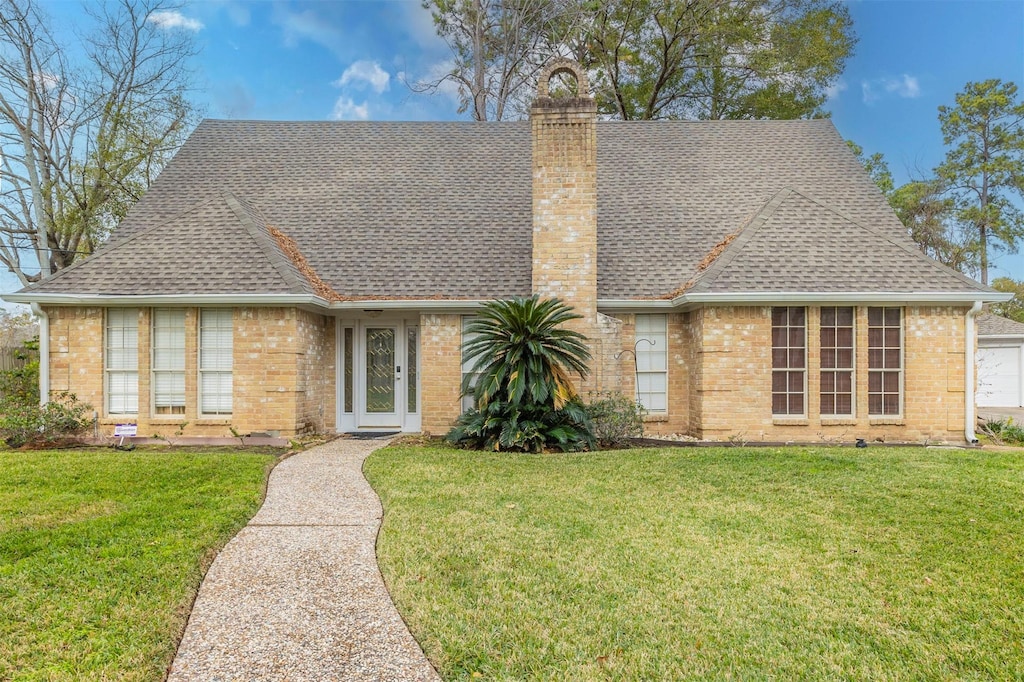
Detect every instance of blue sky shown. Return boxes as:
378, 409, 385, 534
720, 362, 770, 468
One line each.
3, 0, 1023, 308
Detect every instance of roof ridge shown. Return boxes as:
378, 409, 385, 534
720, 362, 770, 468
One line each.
221, 192, 310, 296
785, 187, 990, 292
685, 188, 795, 295
17, 196, 223, 293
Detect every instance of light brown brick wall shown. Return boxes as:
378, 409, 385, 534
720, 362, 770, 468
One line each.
690, 305, 968, 443
420, 313, 463, 435
295, 309, 336, 434
44, 305, 339, 439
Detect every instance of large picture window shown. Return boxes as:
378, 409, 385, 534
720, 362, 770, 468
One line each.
152, 309, 186, 415
820, 306, 855, 416
635, 314, 668, 413
199, 309, 233, 416
772, 307, 806, 416
105, 308, 139, 415
868, 307, 902, 416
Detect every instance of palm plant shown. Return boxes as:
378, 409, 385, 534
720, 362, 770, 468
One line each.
448, 296, 595, 452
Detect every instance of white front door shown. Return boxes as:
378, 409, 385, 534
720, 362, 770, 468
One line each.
338, 318, 421, 432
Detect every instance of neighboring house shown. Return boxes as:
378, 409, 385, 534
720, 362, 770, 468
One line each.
2, 60, 1009, 443
977, 313, 1024, 408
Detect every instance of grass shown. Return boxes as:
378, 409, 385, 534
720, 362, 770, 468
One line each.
365, 444, 1024, 681
0, 447, 278, 681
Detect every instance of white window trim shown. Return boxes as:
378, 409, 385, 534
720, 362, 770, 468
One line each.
868, 306, 904, 418
635, 314, 668, 414
820, 306, 856, 418
198, 309, 233, 417
105, 308, 139, 416
772, 306, 808, 417
151, 308, 186, 417
461, 315, 479, 413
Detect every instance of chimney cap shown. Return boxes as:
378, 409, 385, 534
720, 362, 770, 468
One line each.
536, 58, 589, 100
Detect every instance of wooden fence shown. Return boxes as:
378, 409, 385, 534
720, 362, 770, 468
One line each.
0, 345, 37, 372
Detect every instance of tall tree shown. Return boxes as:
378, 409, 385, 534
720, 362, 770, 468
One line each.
848, 140, 980, 277
424, 0, 854, 121
580, 0, 855, 120
936, 79, 1024, 285
0, 0, 197, 285
990, 277, 1024, 322
420, 0, 581, 121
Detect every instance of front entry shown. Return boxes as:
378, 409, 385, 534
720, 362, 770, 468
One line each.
338, 318, 420, 432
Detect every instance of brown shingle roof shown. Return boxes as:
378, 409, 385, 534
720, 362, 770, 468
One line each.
23, 118, 991, 300
978, 312, 1024, 337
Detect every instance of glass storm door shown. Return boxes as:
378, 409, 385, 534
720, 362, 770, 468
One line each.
361, 325, 401, 427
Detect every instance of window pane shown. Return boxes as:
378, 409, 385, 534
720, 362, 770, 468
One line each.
836, 349, 853, 369
773, 393, 788, 414
200, 309, 233, 414
790, 328, 805, 348
837, 372, 852, 392
821, 350, 836, 369
835, 394, 852, 414
772, 328, 786, 347
821, 394, 835, 414
837, 307, 854, 326
788, 371, 803, 392
869, 349, 883, 368
883, 394, 900, 414
820, 372, 836, 392
821, 328, 836, 348
883, 372, 899, 392
884, 307, 900, 326
772, 348, 788, 368
869, 394, 882, 414
821, 307, 836, 326
789, 393, 804, 415
772, 308, 787, 326
868, 308, 883, 326
789, 348, 805, 367
868, 372, 881, 392
789, 307, 805, 326
772, 372, 787, 392
884, 328, 900, 347
884, 349, 900, 369
344, 327, 353, 414
407, 326, 418, 414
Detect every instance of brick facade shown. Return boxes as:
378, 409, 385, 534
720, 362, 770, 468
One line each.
44, 305, 335, 439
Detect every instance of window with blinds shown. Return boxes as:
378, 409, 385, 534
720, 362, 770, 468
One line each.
772, 307, 806, 416
820, 306, 855, 416
106, 308, 139, 415
152, 309, 186, 415
635, 314, 668, 412
868, 307, 902, 416
199, 309, 233, 415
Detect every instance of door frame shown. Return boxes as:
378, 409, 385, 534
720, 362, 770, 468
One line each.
337, 316, 421, 432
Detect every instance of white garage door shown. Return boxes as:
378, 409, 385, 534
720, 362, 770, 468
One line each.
977, 346, 1022, 407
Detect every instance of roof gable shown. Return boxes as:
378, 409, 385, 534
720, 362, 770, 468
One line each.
978, 312, 1024, 337
28, 192, 314, 296
685, 188, 988, 295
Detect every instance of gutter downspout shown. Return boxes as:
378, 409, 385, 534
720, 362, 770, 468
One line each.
965, 300, 983, 445
30, 303, 49, 406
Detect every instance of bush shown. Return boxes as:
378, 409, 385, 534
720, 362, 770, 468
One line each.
448, 399, 594, 453
979, 416, 1024, 445
448, 296, 595, 452
0, 391, 94, 448
585, 392, 645, 447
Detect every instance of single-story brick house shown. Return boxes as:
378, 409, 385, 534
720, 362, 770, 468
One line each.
3, 60, 1008, 444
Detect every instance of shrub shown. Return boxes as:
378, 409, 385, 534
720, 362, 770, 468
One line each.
979, 416, 1024, 445
585, 392, 645, 447
447, 296, 594, 452
0, 391, 94, 448
0, 337, 40, 405
449, 399, 594, 453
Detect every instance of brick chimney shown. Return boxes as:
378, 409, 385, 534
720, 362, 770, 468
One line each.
531, 59, 598, 336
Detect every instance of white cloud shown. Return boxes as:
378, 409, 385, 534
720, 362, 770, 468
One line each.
335, 61, 390, 94
147, 10, 204, 32
400, 59, 462, 105
274, 7, 343, 53
861, 74, 921, 104
824, 78, 847, 101
332, 97, 370, 121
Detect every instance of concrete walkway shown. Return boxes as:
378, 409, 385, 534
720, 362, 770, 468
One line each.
168, 438, 440, 681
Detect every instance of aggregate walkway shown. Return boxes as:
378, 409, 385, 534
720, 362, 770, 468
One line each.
167, 437, 441, 682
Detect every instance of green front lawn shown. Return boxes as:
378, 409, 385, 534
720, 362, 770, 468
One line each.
365, 445, 1024, 680
0, 448, 278, 680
